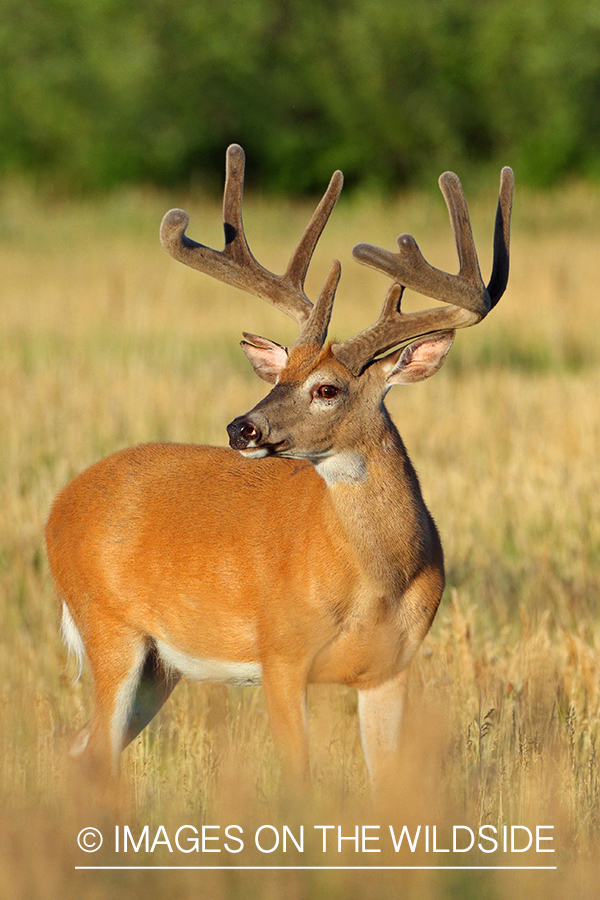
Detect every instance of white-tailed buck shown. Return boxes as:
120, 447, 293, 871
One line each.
46, 145, 513, 784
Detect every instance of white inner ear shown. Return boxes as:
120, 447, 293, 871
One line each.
240, 334, 289, 383
385, 332, 455, 385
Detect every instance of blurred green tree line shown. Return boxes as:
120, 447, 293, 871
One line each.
0, 0, 599, 192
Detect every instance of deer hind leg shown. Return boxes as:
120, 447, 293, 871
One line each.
357, 668, 409, 787
70, 632, 147, 775
63, 607, 177, 775
70, 645, 179, 775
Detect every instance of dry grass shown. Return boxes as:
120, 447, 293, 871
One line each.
1, 175, 599, 899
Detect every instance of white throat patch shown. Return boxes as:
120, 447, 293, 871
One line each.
314, 451, 367, 486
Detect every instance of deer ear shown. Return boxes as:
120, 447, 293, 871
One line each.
380, 331, 455, 385
240, 333, 289, 383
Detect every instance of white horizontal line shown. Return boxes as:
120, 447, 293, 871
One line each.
75, 865, 558, 871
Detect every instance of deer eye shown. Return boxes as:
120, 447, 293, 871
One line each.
313, 384, 340, 400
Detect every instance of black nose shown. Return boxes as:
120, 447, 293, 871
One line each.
226, 418, 262, 450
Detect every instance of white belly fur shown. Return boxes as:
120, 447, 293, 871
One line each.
155, 638, 262, 687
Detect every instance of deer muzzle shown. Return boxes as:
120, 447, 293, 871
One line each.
226, 417, 262, 450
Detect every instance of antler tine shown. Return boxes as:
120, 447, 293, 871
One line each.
486, 166, 514, 307
292, 259, 342, 349
285, 170, 344, 291
220, 142, 251, 265
285, 168, 344, 347
333, 167, 514, 375
438, 170, 485, 305
160, 144, 344, 332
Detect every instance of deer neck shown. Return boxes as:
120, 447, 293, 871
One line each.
314, 413, 436, 595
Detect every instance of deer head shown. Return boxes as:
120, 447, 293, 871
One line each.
160, 145, 513, 471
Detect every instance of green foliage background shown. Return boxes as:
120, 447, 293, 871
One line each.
1, 0, 599, 192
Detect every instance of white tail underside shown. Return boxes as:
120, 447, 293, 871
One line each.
60, 602, 86, 681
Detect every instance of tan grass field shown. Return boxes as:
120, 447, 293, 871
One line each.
1, 175, 599, 899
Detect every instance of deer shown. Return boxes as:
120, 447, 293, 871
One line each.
46, 145, 513, 786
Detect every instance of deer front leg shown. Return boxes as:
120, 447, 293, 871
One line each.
357, 669, 409, 786
261, 660, 310, 782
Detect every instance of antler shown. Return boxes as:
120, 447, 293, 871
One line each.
332, 166, 514, 375
161, 147, 513, 374
160, 144, 344, 348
